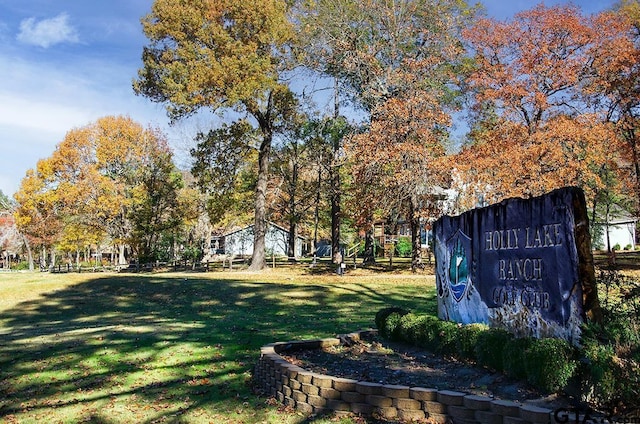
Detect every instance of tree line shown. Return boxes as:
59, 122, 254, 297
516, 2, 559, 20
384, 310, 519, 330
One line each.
3, 0, 640, 271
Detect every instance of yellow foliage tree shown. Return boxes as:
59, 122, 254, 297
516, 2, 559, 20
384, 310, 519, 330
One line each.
14, 116, 187, 265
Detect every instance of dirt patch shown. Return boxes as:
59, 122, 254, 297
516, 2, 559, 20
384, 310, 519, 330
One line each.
281, 334, 572, 409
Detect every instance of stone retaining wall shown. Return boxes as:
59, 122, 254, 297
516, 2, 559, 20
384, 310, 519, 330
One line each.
253, 331, 558, 424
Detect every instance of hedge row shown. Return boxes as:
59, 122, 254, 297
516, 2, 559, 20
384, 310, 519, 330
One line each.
375, 308, 577, 394
375, 307, 639, 413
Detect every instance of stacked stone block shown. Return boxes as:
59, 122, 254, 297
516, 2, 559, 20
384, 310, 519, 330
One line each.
254, 331, 557, 423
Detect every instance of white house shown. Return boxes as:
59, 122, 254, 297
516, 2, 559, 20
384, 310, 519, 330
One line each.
596, 205, 637, 251
211, 222, 306, 258
600, 213, 637, 251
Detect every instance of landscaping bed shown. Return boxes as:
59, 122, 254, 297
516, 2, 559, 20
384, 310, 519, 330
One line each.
280, 332, 570, 408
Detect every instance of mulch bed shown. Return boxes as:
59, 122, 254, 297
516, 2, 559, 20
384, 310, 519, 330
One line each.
280, 334, 571, 408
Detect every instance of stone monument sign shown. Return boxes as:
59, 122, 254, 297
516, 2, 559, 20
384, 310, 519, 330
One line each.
434, 187, 601, 343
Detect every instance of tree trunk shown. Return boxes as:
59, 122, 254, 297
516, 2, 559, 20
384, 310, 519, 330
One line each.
331, 79, 342, 265
250, 132, 272, 271
22, 235, 34, 271
287, 221, 297, 260
287, 157, 298, 261
409, 198, 424, 272
574, 189, 602, 323
312, 163, 321, 265
331, 167, 341, 264
605, 202, 612, 252
362, 228, 376, 264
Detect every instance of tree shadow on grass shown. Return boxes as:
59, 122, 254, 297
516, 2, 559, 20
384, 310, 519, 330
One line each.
0, 273, 434, 423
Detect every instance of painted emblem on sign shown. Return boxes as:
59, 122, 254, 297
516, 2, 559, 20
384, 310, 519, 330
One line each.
447, 229, 471, 302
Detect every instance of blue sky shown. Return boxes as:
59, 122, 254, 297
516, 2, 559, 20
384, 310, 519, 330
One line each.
0, 0, 616, 197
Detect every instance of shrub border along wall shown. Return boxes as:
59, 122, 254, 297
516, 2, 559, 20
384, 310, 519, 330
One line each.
253, 330, 558, 424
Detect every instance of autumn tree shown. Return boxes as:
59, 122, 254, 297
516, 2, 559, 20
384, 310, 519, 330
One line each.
14, 116, 186, 265
459, 4, 624, 215
57, 218, 103, 267
585, 2, 640, 217
0, 191, 27, 269
347, 94, 451, 271
464, 5, 595, 133
299, 0, 474, 270
14, 167, 63, 268
134, 0, 298, 270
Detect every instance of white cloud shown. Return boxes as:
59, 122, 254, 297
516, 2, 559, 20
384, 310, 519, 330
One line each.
17, 13, 79, 48
0, 50, 175, 196
0, 93, 93, 136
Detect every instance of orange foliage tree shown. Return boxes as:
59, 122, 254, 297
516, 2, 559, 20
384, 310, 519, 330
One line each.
585, 3, 640, 216
13, 167, 64, 268
300, 0, 475, 270
347, 89, 451, 270
14, 116, 187, 265
459, 4, 626, 219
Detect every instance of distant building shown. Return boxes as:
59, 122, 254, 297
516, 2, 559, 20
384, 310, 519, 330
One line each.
596, 206, 637, 251
209, 222, 306, 258
314, 241, 332, 257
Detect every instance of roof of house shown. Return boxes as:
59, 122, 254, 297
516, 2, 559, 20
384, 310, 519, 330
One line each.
595, 204, 638, 225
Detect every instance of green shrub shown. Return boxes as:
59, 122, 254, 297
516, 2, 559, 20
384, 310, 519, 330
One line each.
595, 270, 640, 351
475, 328, 512, 371
503, 337, 532, 380
436, 320, 460, 356
375, 307, 408, 333
397, 313, 424, 345
406, 314, 441, 349
457, 323, 487, 360
580, 340, 618, 407
376, 307, 410, 340
385, 313, 404, 340
580, 300, 640, 412
376, 308, 596, 398
523, 338, 577, 393
395, 237, 412, 257
14, 261, 31, 270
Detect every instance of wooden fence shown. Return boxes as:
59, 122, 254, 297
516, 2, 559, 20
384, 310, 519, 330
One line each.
42, 255, 320, 274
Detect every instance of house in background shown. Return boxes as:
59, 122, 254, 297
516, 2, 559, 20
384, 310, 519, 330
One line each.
596, 205, 637, 251
209, 222, 307, 258
604, 216, 637, 251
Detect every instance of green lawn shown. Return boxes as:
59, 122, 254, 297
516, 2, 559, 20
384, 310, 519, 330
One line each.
0, 269, 436, 423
